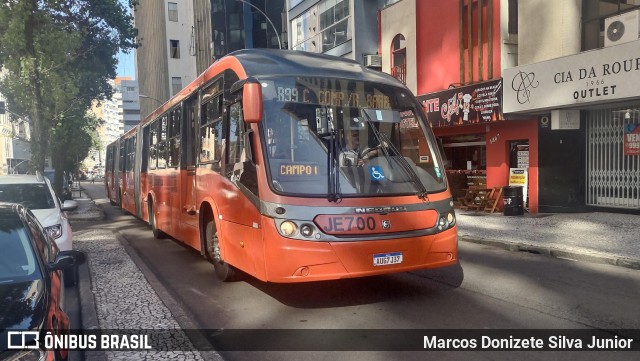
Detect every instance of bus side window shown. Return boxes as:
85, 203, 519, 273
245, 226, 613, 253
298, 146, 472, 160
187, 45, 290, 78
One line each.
199, 95, 223, 171
148, 122, 158, 170
119, 141, 125, 172
227, 100, 258, 196
227, 102, 244, 165
157, 115, 168, 169
127, 135, 136, 172
168, 107, 181, 168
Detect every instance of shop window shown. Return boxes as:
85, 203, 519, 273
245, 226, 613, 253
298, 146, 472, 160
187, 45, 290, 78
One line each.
440, 134, 486, 171
441, 133, 487, 200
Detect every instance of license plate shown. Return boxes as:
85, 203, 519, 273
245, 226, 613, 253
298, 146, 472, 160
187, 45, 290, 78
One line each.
373, 252, 403, 266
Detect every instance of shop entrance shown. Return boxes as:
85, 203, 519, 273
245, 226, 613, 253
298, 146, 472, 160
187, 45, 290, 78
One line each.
440, 134, 486, 200
508, 140, 529, 208
586, 105, 640, 208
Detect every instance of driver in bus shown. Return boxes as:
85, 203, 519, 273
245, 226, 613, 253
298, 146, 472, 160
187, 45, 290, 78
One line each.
340, 128, 379, 167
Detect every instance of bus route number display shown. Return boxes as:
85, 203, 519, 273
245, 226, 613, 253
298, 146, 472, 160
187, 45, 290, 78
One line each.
279, 163, 319, 177
276, 86, 391, 110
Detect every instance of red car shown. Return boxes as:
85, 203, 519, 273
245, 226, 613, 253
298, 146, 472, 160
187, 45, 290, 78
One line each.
0, 203, 85, 360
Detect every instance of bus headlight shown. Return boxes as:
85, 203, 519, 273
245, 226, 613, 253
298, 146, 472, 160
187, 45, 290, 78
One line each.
280, 221, 298, 236
437, 212, 456, 231
300, 224, 315, 238
447, 212, 456, 226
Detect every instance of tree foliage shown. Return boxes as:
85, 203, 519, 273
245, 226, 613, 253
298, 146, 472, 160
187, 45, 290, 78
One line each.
0, 0, 136, 194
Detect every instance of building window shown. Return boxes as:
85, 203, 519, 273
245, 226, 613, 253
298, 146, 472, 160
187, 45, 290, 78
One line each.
391, 34, 406, 85
168, 2, 178, 22
170, 39, 180, 58
291, 0, 351, 53
508, 0, 518, 34
171, 77, 182, 96
318, 0, 350, 52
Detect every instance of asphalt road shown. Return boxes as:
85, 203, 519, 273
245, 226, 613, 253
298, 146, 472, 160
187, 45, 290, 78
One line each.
75, 183, 640, 361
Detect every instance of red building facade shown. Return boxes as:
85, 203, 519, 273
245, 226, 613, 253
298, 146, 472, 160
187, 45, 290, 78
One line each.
380, 0, 539, 213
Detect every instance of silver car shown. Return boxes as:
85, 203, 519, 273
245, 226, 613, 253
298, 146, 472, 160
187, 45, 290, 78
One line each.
0, 173, 79, 286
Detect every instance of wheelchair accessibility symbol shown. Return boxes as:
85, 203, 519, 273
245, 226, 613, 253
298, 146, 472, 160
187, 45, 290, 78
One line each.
369, 166, 386, 181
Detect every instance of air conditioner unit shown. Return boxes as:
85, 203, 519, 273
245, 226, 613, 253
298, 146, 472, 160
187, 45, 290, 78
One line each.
604, 10, 640, 47
364, 54, 382, 67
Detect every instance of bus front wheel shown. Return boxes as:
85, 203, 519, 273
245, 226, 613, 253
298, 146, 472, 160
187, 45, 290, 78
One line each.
205, 220, 241, 282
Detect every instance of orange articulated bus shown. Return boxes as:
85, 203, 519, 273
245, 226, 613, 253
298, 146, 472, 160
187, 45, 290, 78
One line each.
105, 49, 457, 283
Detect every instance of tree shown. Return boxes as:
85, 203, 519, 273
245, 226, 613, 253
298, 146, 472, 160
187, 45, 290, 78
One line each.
0, 0, 136, 193
51, 111, 103, 180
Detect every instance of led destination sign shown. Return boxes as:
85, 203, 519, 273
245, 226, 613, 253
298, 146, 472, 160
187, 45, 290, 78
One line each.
268, 77, 394, 110
276, 86, 391, 109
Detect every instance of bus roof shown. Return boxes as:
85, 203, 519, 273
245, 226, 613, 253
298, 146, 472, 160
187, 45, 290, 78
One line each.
230, 49, 402, 87
140, 49, 406, 127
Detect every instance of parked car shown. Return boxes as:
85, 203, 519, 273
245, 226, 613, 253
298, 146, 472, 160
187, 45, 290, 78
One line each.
0, 203, 85, 361
0, 174, 79, 286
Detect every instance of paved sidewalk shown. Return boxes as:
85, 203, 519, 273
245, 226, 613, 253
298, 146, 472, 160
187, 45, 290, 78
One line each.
456, 210, 640, 270
68, 198, 209, 361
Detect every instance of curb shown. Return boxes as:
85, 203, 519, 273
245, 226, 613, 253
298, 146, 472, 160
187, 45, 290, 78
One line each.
459, 236, 640, 270
77, 255, 108, 361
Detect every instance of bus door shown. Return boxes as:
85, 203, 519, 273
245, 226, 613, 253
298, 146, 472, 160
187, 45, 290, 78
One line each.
134, 127, 143, 218
180, 95, 199, 231
123, 135, 136, 212
218, 100, 262, 276
115, 138, 124, 205
105, 144, 116, 202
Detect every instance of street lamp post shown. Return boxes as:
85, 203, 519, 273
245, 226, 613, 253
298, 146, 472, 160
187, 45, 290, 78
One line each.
138, 94, 164, 105
234, 0, 283, 49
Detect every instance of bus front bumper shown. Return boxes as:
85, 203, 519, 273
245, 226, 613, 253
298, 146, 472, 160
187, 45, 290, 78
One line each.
261, 223, 458, 283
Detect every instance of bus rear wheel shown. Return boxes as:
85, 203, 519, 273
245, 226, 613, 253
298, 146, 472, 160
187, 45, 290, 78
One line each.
148, 201, 166, 239
205, 220, 241, 282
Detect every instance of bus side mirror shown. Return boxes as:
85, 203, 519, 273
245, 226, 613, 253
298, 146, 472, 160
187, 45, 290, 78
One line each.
243, 82, 263, 123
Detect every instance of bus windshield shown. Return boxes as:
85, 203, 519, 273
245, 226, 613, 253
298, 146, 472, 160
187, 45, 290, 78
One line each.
260, 76, 447, 198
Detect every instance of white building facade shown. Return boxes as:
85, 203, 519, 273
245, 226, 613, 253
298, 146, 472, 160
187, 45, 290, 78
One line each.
0, 91, 32, 175
503, 0, 640, 211
86, 77, 141, 172
134, 0, 198, 120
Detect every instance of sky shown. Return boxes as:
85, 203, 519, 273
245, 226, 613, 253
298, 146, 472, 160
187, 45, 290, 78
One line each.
117, 50, 135, 79
116, 0, 135, 79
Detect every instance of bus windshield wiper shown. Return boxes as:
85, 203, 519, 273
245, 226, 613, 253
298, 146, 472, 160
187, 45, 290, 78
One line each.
360, 110, 428, 201
326, 119, 341, 203
379, 131, 428, 200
